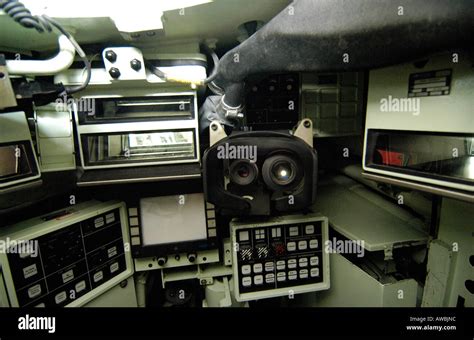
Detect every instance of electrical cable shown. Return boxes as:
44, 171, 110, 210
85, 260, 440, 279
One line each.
0, 0, 91, 94
144, 43, 220, 86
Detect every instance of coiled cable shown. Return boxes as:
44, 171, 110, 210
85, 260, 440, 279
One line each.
0, 0, 91, 94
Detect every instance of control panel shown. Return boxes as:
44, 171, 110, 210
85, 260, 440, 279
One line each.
0, 201, 133, 307
231, 214, 329, 301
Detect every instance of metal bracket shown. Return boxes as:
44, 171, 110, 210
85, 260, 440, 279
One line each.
293, 118, 313, 148
209, 120, 228, 146
0, 55, 18, 110
384, 246, 394, 261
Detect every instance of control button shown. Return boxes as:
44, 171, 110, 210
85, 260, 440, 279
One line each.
94, 217, 105, 228
28, 284, 42, 299
265, 262, 274, 272
276, 260, 286, 270
298, 240, 307, 250
240, 248, 253, 261
23, 264, 38, 279
287, 259, 297, 269
288, 270, 297, 280
108, 246, 117, 258
55, 291, 67, 304
93, 271, 104, 283
271, 227, 282, 238
299, 269, 309, 279
241, 265, 251, 275
287, 242, 296, 252
61, 269, 74, 284
110, 262, 119, 274
239, 231, 249, 242
274, 243, 286, 256
309, 239, 319, 249
257, 246, 269, 259
310, 256, 319, 266
277, 272, 286, 282
253, 263, 263, 274
289, 226, 299, 237
254, 275, 264, 285
255, 229, 265, 240
105, 212, 115, 224
242, 276, 252, 287
75, 280, 86, 293
310, 268, 320, 277
265, 273, 275, 284
305, 225, 315, 234
299, 257, 308, 267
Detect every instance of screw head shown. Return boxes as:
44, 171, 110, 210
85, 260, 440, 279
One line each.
105, 50, 117, 62
304, 120, 311, 128
130, 59, 142, 71
109, 67, 121, 79
211, 123, 218, 131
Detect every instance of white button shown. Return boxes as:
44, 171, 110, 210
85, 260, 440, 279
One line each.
241, 265, 251, 275
265, 262, 274, 272
310, 268, 320, 277
105, 212, 115, 224
287, 259, 297, 269
110, 262, 119, 273
28, 284, 42, 299
93, 271, 103, 283
288, 270, 297, 280
94, 217, 104, 228
62, 269, 74, 283
271, 228, 281, 238
242, 276, 252, 287
254, 275, 263, 285
310, 256, 319, 266
253, 263, 263, 273
299, 258, 308, 267
255, 229, 265, 240
277, 272, 286, 282
276, 260, 286, 270
108, 246, 117, 258
239, 231, 249, 241
298, 240, 307, 250
75, 280, 86, 293
287, 242, 296, 251
299, 269, 309, 279
265, 273, 275, 284
289, 226, 299, 236
23, 264, 38, 279
309, 239, 319, 249
305, 225, 315, 234
55, 291, 67, 304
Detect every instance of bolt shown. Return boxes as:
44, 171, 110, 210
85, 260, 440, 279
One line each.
105, 50, 117, 62
109, 67, 121, 79
130, 59, 142, 71
304, 120, 311, 128
211, 123, 218, 131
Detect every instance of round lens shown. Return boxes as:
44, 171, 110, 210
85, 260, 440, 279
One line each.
229, 160, 258, 186
272, 162, 293, 182
262, 154, 302, 191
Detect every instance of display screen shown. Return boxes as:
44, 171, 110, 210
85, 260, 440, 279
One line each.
82, 130, 195, 166
0, 142, 39, 185
139, 194, 208, 246
366, 129, 474, 184
77, 95, 194, 124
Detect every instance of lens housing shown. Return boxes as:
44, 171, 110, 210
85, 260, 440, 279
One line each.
229, 159, 259, 186
262, 154, 302, 190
